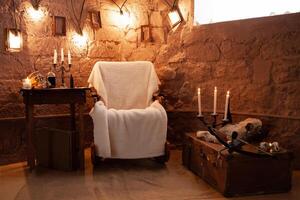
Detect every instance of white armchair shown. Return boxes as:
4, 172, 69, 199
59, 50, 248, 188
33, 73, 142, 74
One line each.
88, 61, 169, 164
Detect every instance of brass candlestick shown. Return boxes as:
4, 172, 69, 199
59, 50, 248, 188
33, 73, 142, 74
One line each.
53, 61, 71, 88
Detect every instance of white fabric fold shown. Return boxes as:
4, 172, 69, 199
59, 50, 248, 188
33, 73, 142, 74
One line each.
88, 61, 160, 109
89, 101, 111, 158
88, 61, 167, 159
90, 100, 167, 158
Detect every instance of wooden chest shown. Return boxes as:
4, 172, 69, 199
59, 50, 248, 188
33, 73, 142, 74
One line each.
182, 132, 293, 197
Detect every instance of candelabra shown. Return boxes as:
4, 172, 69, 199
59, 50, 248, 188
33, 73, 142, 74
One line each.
53, 61, 71, 88
197, 113, 231, 129
197, 99, 232, 128
197, 103, 274, 157
196, 105, 231, 157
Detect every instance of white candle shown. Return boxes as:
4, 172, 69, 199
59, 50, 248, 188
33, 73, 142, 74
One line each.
197, 88, 202, 116
61, 48, 64, 62
53, 49, 57, 64
213, 86, 217, 114
23, 77, 32, 89
224, 91, 230, 120
68, 50, 72, 65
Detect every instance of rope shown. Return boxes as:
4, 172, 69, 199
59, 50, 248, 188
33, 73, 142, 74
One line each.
111, 0, 128, 13
163, 0, 177, 9
70, 0, 86, 34
172, 0, 178, 8
32, 0, 43, 9
163, 0, 172, 7
12, 0, 18, 29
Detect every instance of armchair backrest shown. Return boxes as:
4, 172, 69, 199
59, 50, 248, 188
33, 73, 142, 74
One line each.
88, 61, 160, 109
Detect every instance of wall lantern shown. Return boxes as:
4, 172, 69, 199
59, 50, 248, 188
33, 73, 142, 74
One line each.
111, 0, 131, 28
31, 0, 43, 10
5, 29, 23, 52
164, 0, 184, 28
72, 32, 88, 48
27, 5, 45, 21
168, 6, 183, 28
118, 10, 131, 28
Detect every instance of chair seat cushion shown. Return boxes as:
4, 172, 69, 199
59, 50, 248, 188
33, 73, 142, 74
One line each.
90, 100, 167, 158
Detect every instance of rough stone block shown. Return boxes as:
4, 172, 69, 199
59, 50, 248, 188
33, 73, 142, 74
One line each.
252, 58, 272, 85
220, 40, 247, 60
168, 52, 186, 63
88, 41, 120, 59
186, 42, 220, 62
158, 66, 176, 80
150, 11, 163, 27
94, 27, 124, 42
125, 29, 138, 42
128, 46, 157, 61
272, 59, 300, 84
152, 28, 165, 43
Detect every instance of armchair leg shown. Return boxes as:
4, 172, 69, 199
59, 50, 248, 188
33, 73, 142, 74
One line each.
92, 142, 171, 165
154, 141, 170, 164
91, 143, 103, 166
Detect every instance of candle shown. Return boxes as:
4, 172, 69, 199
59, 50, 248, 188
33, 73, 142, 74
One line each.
22, 77, 32, 89
224, 91, 230, 120
61, 48, 64, 62
53, 49, 57, 64
197, 88, 202, 116
68, 50, 72, 65
213, 86, 217, 114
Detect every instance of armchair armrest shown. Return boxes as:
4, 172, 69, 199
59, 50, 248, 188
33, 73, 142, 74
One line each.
91, 92, 100, 103
153, 92, 165, 105
89, 88, 100, 103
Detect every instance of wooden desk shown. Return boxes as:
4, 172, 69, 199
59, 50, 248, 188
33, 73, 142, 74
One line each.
20, 88, 90, 170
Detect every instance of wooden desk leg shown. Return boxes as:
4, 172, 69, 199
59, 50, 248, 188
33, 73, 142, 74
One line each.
25, 103, 35, 170
70, 103, 77, 169
78, 103, 85, 170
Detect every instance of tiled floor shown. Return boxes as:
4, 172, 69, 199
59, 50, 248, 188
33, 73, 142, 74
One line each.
0, 149, 299, 200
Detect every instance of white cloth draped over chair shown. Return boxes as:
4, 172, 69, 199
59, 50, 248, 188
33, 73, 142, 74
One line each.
88, 61, 167, 158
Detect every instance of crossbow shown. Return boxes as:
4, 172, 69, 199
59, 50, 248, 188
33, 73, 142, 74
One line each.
197, 114, 275, 158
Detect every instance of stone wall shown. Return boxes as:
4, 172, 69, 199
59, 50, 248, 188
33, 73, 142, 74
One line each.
1, 0, 300, 168
0, 0, 169, 165
152, 1, 300, 168
155, 12, 300, 116
0, 0, 169, 118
